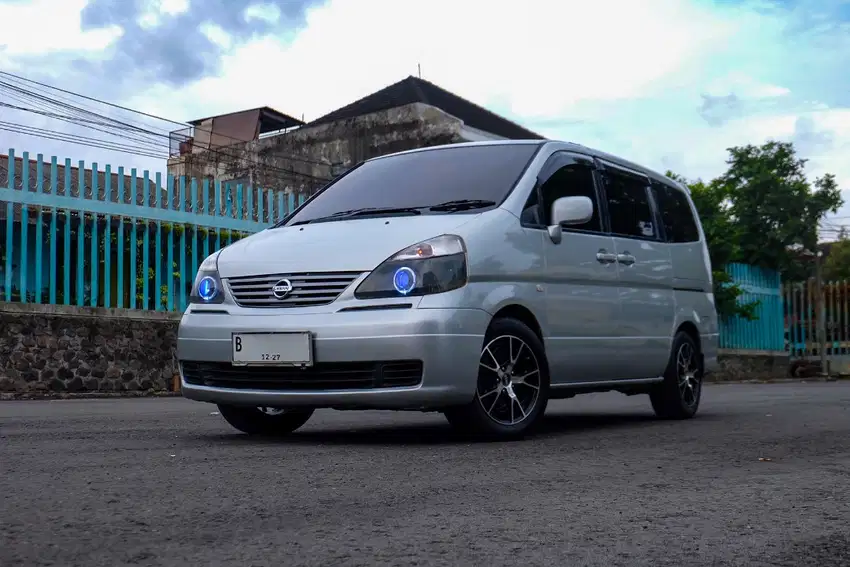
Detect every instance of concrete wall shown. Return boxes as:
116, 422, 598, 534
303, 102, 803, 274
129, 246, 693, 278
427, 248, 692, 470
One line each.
712, 349, 790, 381
166, 103, 470, 197
0, 302, 179, 394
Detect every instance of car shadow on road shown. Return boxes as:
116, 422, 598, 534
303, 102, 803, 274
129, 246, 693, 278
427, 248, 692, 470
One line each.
198, 410, 696, 446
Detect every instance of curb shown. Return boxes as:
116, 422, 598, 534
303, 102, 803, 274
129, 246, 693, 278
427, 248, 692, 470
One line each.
706, 377, 849, 385
0, 390, 182, 401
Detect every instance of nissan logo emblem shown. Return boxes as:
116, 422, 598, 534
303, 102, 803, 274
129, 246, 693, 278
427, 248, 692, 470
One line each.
272, 278, 293, 299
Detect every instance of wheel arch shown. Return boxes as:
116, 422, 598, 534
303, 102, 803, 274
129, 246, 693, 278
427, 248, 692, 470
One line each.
675, 320, 701, 352
491, 303, 544, 344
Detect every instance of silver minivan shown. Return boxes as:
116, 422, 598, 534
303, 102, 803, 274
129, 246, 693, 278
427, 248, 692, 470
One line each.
178, 140, 718, 439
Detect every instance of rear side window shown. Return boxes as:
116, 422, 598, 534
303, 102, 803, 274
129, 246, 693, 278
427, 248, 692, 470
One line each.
652, 183, 700, 243
603, 170, 657, 239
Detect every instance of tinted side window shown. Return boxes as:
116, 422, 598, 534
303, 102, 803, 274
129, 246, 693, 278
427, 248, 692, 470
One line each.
533, 164, 601, 232
652, 183, 700, 243
604, 170, 656, 239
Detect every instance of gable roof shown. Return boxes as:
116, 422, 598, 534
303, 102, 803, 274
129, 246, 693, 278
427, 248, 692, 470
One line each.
307, 76, 545, 140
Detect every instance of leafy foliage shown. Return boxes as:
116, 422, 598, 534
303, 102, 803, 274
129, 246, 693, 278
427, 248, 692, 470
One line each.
717, 142, 842, 279
666, 140, 844, 320
823, 232, 850, 282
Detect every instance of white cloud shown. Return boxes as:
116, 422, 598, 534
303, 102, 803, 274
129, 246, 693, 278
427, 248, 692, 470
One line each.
137, 0, 190, 29
244, 4, 281, 25
0, 0, 122, 56
160, 0, 190, 16
705, 71, 791, 99
209, 0, 735, 121
3, 0, 850, 233
126, 0, 739, 127
199, 23, 232, 49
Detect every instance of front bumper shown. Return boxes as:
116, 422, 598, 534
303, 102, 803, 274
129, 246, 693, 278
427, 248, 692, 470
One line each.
177, 306, 490, 410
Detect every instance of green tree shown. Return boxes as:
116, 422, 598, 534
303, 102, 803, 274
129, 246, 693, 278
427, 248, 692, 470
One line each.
823, 232, 850, 282
717, 141, 842, 278
667, 140, 843, 320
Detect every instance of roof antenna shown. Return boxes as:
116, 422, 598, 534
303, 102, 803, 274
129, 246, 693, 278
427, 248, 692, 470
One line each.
417, 63, 421, 79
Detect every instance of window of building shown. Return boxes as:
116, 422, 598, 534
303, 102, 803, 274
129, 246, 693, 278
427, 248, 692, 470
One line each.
651, 182, 700, 243
604, 170, 656, 239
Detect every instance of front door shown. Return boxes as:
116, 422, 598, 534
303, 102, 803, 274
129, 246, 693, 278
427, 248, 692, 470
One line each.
522, 152, 622, 384
597, 161, 675, 380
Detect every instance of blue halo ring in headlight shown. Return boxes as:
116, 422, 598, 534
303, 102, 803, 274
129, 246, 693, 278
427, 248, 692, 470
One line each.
392, 267, 416, 295
198, 276, 218, 301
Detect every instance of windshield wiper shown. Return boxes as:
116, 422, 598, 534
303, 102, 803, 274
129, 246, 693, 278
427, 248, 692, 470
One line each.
428, 199, 497, 212
286, 200, 494, 227
290, 206, 423, 225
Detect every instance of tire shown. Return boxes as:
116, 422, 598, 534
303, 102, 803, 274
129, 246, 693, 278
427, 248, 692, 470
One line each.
649, 331, 702, 420
217, 405, 314, 435
443, 317, 550, 439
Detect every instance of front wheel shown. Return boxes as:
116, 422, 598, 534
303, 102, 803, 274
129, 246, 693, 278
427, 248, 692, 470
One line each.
444, 317, 550, 439
217, 405, 314, 435
649, 331, 702, 419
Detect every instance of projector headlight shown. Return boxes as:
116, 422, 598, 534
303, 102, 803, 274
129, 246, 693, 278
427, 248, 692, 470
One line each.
354, 235, 468, 300
189, 251, 224, 305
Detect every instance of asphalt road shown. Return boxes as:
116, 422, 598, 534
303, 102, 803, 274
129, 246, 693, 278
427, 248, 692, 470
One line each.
2, 383, 850, 567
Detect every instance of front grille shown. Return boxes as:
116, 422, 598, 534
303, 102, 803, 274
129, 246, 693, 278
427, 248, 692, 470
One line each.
225, 271, 362, 308
181, 360, 423, 391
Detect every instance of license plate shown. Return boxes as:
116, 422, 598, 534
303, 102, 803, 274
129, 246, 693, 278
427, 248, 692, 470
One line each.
231, 332, 313, 366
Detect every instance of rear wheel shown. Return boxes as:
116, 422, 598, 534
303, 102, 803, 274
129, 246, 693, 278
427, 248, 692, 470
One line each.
217, 405, 314, 435
649, 331, 702, 419
444, 317, 550, 439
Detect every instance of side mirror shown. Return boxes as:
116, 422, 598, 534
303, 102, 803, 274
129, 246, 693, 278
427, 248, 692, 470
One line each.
547, 196, 593, 244
551, 196, 593, 226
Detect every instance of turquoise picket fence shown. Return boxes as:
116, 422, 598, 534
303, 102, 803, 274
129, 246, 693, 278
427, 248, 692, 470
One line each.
783, 279, 850, 359
0, 149, 307, 312
719, 263, 785, 352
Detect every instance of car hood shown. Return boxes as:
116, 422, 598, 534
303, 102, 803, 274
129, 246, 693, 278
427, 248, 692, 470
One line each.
216, 214, 481, 277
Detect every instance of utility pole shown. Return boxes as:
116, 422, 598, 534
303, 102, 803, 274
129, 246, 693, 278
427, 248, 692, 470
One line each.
815, 250, 831, 379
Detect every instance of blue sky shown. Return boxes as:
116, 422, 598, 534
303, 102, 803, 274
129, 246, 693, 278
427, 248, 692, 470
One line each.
1, 0, 849, 231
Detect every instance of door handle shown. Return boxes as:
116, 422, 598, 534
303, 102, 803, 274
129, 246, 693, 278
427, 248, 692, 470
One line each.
596, 249, 617, 264
617, 252, 636, 266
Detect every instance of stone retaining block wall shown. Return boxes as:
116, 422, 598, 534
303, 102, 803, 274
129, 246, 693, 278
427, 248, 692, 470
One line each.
0, 303, 180, 393
1, 302, 795, 393
713, 350, 790, 381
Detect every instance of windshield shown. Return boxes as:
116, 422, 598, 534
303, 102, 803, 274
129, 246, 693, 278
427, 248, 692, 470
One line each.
281, 143, 541, 226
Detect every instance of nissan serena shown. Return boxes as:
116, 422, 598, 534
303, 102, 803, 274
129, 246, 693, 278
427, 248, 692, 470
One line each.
177, 140, 718, 439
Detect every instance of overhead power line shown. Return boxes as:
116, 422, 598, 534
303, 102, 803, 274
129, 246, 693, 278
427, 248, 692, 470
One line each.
0, 70, 334, 169
0, 120, 167, 160
0, 99, 327, 185
0, 80, 328, 182
0, 71, 334, 185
